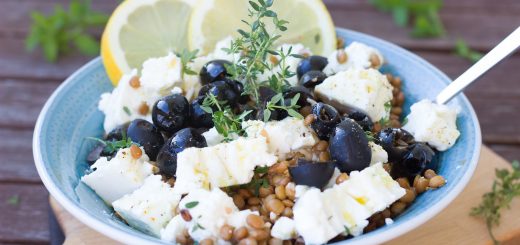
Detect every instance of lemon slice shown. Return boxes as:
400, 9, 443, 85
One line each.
188, 0, 336, 56
101, 0, 196, 85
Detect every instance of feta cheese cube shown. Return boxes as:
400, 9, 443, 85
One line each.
403, 99, 460, 151
293, 163, 405, 244
369, 142, 388, 165
173, 137, 277, 194
140, 53, 183, 92
98, 69, 160, 133
243, 117, 318, 159
323, 41, 384, 75
315, 68, 393, 122
160, 215, 185, 243
202, 127, 225, 146
112, 175, 181, 237
81, 147, 154, 205
271, 217, 297, 240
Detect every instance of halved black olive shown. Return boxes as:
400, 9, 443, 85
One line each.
311, 102, 341, 140
86, 143, 105, 164
225, 79, 249, 104
296, 55, 328, 79
391, 143, 436, 178
329, 119, 372, 173
189, 97, 214, 128
152, 94, 191, 134
289, 159, 335, 189
283, 86, 314, 108
127, 119, 165, 161
199, 60, 232, 85
156, 128, 207, 177
299, 70, 327, 88
346, 111, 373, 132
376, 128, 415, 162
198, 80, 239, 107
105, 122, 130, 141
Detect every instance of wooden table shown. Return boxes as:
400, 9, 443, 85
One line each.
0, 0, 519, 244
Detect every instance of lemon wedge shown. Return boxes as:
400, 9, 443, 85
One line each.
188, 0, 336, 56
101, 0, 196, 85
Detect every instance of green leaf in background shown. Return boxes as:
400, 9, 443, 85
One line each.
455, 38, 484, 63
25, 0, 109, 62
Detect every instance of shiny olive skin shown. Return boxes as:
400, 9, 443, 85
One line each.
311, 102, 341, 140
105, 122, 131, 141
346, 111, 373, 132
198, 80, 239, 107
127, 119, 165, 161
329, 119, 372, 173
299, 70, 327, 88
255, 87, 284, 121
189, 97, 214, 128
289, 159, 336, 189
199, 59, 232, 85
156, 128, 207, 177
296, 55, 328, 79
376, 128, 415, 162
283, 86, 314, 108
391, 143, 436, 178
225, 79, 249, 104
152, 94, 191, 134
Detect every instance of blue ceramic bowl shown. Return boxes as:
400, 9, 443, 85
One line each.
33, 28, 481, 244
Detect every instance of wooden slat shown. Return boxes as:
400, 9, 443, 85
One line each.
0, 184, 49, 244
0, 79, 60, 128
489, 145, 520, 163
0, 128, 41, 183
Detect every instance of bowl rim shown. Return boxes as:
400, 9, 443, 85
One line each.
33, 27, 482, 245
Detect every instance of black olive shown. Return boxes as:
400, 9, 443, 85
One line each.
296, 55, 328, 79
225, 79, 249, 104
329, 119, 372, 173
127, 119, 165, 161
255, 105, 281, 121
198, 80, 239, 107
199, 60, 232, 85
256, 87, 284, 121
376, 128, 415, 163
289, 159, 335, 189
152, 94, 191, 134
311, 103, 341, 140
299, 70, 327, 88
105, 122, 130, 141
86, 143, 105, 164
283, 86, 314, 108
391, 143, 436, 178
156, 128, 207, 177
189, 97, 214, 128
346, 111, 373, 132
258, 86, 277, 104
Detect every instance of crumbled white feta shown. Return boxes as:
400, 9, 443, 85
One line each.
140, 53, 183, 93
315, 68, 393, 122
271, 217, 297, 240
385, 218, 394, 225
323, 41, 384, 75
98, 69, 160, 133
325, 168, 342, 189
202, 127, 225, 147
81, 147, 154, 205
173, 137, 277, 194
160, 215, 185, 243
227, 209, 259, 229
403, 99, 460, 151
112, 175, 181, 237
369, 142, 388, 165
293, 163, 405, 244
243, 117, 318, 159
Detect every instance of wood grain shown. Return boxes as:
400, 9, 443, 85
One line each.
0, 184, 49, 244
48, 146, 520, 245
0, 128, 41, 183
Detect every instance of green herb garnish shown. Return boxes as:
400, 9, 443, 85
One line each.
26, 0, 109, 62
369, 0, 445, 38
254, 166, 269, 174
365, 131, 376, 142
87, 131, 135, 155
470, 161, 520, 245
455, 38, 484, 63
123, 106, 132, 116
176, 49, 199, 78
264, 93, 302, 122
185, 201, 199, 209
192, 223, 206, 232
6, 195, 20, 206
201, 94, 252, 142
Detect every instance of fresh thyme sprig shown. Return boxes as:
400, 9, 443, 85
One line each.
454, 38, 483, 63
200, 93, 252, 142
87, 131, 135, 155
176, 49, 199, 78
470, 161, 520, 245
223, 0, 293, 104
263, 93, 302, 122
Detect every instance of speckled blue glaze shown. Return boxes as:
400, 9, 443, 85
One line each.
33, 28, 481, 245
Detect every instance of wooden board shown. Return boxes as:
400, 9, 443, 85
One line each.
49, 146, 520, 245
